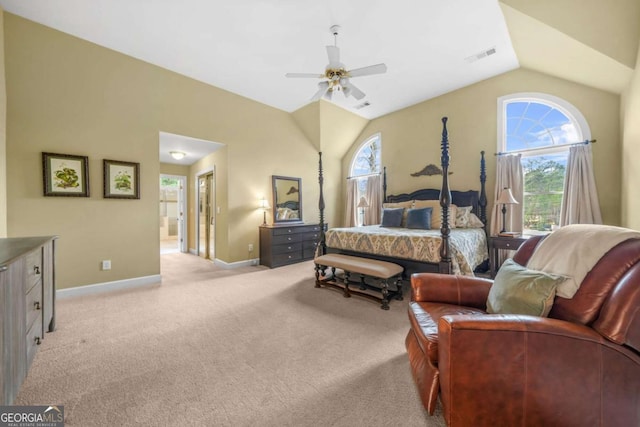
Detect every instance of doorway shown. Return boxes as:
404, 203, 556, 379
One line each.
197, 170, 215, 260
160, 175, 186, 254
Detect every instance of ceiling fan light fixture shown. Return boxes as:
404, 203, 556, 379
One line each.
286, 24, 387, 104
170, 151, 186, 160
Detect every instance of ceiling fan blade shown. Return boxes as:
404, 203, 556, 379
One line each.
323, 89, 333, 101
347, 63, 387, 78
310, 81, 330, 101
326, 45, 341, 67
345, 82, 366, 100
285, 72, 324, 78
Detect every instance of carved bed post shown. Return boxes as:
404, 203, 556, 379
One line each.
439, 117, 452, 274
479, 150, 488, 232
383, 166, 387, 202
318, 151, 327, 256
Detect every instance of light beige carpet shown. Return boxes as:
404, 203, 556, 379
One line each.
16, 253, 444, 426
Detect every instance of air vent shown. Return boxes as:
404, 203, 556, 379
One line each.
354, 101, 371, 110
464, 47, 496, 63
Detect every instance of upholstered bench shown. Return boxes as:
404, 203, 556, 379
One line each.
314, 253, 404, 310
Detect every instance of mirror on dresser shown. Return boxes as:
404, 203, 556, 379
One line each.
272, 175, 302, 223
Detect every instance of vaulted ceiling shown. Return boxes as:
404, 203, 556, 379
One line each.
0, 0, 637, 162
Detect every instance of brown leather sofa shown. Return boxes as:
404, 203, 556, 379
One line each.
405, 235, 640, 427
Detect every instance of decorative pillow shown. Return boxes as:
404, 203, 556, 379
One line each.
412, 200, 457, 229
455, 206, 484, 228
406, 207, 432, 230
380, 208, 404, 228
467, 213, 484, 228
486, 258, 566, 317
383, 201, 414, 227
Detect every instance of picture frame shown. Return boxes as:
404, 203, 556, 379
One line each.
42, 152, 90, 197
103, 159, 140, 199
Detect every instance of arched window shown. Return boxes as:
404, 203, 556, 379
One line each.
349, 134, 381, 225
498, 93, 591, 232
350, 133, 381, 197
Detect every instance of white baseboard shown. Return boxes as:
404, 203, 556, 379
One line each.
214, 258, 259, 269
189, 248, 197, 255
57, 274, 162, 299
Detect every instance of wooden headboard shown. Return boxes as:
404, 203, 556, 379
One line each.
386, 189, 481, 216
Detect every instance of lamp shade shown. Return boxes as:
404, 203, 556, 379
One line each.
496, 188, 518, 205
357, 197, 369, 208
259, 198, 270, 209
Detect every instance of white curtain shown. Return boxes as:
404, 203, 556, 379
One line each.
344, 178, 358, 227
560, 144, 602, 226
364, 174, 383, 225
491, 154, 524, 235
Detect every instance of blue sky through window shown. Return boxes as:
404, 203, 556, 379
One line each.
505, 101, 578, 152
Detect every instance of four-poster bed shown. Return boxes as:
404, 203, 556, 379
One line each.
316, 117, 489, 277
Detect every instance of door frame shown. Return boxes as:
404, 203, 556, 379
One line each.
195, 167, 216, 259
160, 174, 187, 253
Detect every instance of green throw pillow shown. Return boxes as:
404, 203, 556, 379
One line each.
486, 258, 566, 317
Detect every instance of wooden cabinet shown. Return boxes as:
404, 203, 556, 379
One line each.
259, 224, 324, 268
0, 236, 56, 405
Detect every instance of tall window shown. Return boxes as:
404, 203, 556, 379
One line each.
350, 133, 381, 197
498, 93, 590, 233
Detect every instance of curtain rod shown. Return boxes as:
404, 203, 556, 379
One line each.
346, 172, 382, 180
495, 139, 596, 156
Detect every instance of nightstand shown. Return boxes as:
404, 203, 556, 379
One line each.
488, 235, 530, 278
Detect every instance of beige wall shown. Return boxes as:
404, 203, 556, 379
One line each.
0, 7, 6, 237
4, 14, 321, 288
621, 42, 640, 230
343, 68, 621, 230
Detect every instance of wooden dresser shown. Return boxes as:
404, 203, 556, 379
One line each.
0, 236, 57, 405
259, 223, 324, 268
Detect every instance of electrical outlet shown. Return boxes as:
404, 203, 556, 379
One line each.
102, 260, 111, 271
248, 244, 254, 252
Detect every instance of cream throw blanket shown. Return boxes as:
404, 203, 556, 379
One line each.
527, 224, 640, 298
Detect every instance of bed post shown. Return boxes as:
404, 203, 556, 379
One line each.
439, 117, 452, 274
317, 151, 327, 256
479, 150, 488, 231
383, 166, 387, 203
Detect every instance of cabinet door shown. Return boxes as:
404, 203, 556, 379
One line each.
1, 258, 27, 405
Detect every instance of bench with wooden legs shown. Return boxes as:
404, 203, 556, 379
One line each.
314, 253, 404, 310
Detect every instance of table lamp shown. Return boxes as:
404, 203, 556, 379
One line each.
357, 196, 369, 226
496, 187, 518, 233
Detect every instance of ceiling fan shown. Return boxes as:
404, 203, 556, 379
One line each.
285, 25, 387, 102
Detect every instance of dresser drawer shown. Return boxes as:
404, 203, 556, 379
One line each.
273, 226, 303, 236
272, 242, 302, 255
26, 312, 43, 368
26, 280, 43, 333
25, 248, 43, 293
302, 231, 321, 242
273, 252, 303, 265
272, 233, 302, 245
303, 247, 318, 259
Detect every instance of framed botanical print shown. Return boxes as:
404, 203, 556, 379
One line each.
42, 152, 90, 197
103, 159, 140, 199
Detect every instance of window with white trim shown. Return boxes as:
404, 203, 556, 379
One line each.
349, 134, 381, 224
498, 93, 591, 233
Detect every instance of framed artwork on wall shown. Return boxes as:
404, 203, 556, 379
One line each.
42, 152, 90, 197
103, 159, 140, 199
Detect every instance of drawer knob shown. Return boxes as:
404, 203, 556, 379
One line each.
288, 255, 292, 259
35, 336, 41, 345
288, 246, 292, 250
34, 301, 41, 310
287, 237, 292, 241
287, 229, 292, 233
34, 266, 40, 275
